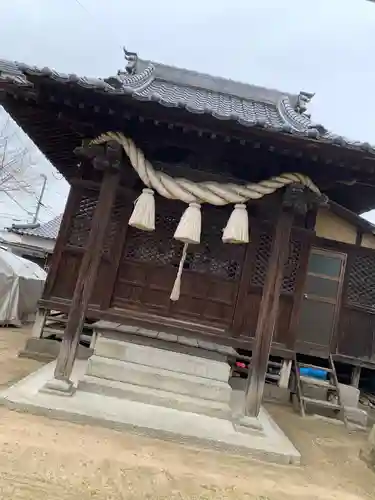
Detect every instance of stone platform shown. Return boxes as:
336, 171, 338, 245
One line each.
0, 321, 301, 464
0, 360, 300, 465
79, 322, 234, 419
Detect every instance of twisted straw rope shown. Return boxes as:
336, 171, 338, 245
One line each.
92, 132, 321, 204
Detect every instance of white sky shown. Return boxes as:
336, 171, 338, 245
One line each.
1, 0, 375, 226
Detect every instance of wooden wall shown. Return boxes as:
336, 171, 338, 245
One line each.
41, 182, 375, 366
41, 183, 310, 353
313, 210, 375, 364
335, 244, 375, 365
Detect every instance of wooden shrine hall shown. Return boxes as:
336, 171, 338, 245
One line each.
2, 49, 375, 421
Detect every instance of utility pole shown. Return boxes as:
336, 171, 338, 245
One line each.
33, 174, 47, 224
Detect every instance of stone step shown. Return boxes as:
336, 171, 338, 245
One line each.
94, 336, 230, 382
86, 355, 231, 403
78, 375, 232, 419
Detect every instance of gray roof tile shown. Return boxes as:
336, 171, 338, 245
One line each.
9, 214, 62, 240
0, 51, 374, 154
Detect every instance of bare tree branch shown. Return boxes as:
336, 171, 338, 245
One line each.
0, 116, 36, 196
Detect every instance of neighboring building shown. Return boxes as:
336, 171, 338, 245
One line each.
0, 215, 62, 268
2, 49, 375, 423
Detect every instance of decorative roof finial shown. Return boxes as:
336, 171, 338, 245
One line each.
296, 91, 315, 114
123, 47, 138, 75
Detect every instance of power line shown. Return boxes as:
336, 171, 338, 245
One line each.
71, 0, 123, 51
73, 0, 91, 15
3, 191, 33, 216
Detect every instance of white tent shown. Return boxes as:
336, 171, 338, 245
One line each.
0, 249, 46, 326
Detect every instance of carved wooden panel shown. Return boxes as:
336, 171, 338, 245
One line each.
112, 200, 246, 328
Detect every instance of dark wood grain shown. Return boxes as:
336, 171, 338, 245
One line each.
42, 186, 80, 299
244, 209, 294, 417
287, 235, 313, 349
53, 169, 120, 382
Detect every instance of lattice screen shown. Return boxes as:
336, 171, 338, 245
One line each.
67, 190, 99, 248
251, 232, 272, 288
102, 196, 128, 256
124, 212, 181, 266
123, 204, 246, 281
66, 188, 128, 254
250, 228, 302, 293
346, 252, 375, 309
283, 238, 302, 293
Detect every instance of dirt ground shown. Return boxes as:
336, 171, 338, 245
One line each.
0, 327, 375, 499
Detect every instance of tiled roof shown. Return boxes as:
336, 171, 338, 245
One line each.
9, 214, 62, 240
1, 49, 374, 155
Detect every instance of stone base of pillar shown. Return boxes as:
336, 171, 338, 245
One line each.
40, 377, 75, 396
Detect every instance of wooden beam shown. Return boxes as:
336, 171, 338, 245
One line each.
44, 167, 120, 394
356, 229, 363, 246
244, 209, 294, 417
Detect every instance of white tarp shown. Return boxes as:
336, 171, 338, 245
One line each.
0, 249, 46, 326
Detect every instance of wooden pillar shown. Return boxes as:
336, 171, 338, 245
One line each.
244, 183, 325, 417
43, 165, 120, 395
244, 209, 294, 417
31, 308, 48, 339
351, 365, 361, 388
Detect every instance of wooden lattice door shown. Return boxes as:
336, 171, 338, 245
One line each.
111, 199, 247, 330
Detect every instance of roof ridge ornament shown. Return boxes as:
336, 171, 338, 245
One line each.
123, 47, 138, 75
296, 91, 315, 114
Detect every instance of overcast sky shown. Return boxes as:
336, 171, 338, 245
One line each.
1, 0, 375, 226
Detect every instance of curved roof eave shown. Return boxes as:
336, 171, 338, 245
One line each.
1, 56, 375, 156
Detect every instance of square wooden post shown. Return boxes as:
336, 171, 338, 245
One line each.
244, 209, 294, 417
243, 182, 324, 417
43, 165, 120, 395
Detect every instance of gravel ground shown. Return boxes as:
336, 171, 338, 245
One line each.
0, 326, 374, 499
